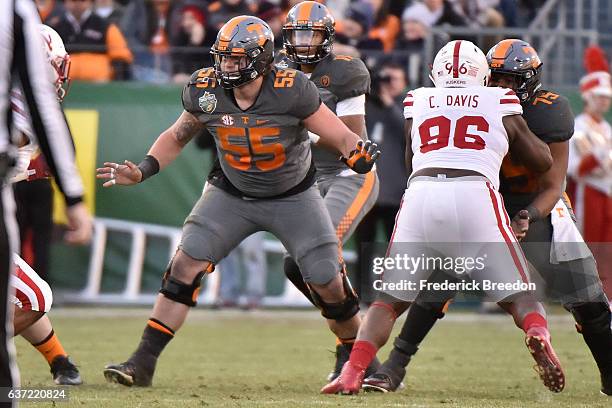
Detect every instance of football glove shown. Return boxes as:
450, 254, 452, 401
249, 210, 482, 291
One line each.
341, 140, 380, 174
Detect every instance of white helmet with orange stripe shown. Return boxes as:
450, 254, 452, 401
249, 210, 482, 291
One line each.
430, 40, 490, 88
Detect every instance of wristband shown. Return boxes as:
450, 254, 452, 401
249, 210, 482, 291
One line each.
525, 205, 541, 224
137, 155, 160, 182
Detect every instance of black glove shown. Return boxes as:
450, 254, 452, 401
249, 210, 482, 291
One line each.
341, 140, 380, 174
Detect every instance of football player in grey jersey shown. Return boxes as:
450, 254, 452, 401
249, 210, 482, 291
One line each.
97, 16, 380, 388
278, 1, 381, 382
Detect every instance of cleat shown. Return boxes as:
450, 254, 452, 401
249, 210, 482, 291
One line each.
525, 327, 565, 393
362, 372, 405, 393
327, 344, 381, 382
327, 344, 350, 382
321, 361, 365, 395
104, 361, 153, 387
50, 356, 82, 386
362, 357, 407, 393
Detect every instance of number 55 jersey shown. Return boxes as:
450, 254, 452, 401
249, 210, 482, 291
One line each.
182, 66, 322, 198
404, 86, 522, 189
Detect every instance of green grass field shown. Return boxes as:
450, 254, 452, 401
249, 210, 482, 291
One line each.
13, 308, 610, 407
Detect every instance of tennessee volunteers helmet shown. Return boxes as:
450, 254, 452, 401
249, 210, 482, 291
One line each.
283, 1, 335, 64
430, 40, 490, 88
39, 25, 71, 101
486, 39, 543, 102
210, 16, 275, 89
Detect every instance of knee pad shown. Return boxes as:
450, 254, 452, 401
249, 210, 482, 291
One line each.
283, 257, 315, 305
159, 260, 208, 307
569, 302, 612, 335
299, 242, 339, 285
309, 267, 360, 322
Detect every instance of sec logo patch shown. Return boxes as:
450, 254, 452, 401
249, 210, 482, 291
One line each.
221, 115, 234, 126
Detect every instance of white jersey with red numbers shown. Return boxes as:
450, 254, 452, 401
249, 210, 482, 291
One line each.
380, 85, 531, 304
10, 254, 53, 313
403, 86, 522, 189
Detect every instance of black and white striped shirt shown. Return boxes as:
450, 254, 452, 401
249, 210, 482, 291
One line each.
1, 0, 84, 205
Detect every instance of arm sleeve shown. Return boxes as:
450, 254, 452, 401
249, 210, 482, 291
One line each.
498, 89, 523, 116
13, 0, 84, 206
540, 95, 574, 143
334, 58, 371, 100
403, 90, 415, 119
181, 70, 200, 112
336, 94, 366, 117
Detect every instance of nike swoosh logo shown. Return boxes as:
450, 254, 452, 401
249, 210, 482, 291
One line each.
256, 120, 269, 125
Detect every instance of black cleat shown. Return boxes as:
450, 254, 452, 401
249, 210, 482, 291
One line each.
326, 344, 381, 382
104, 361, 153, 387
50, 356, 82, 386
362, 372, 406, 393
327, 344, 350, 382
362, 361, 406, 393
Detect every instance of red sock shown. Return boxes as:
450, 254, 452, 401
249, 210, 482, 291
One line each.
521, 312, 547, 333
348, 340, 377, 371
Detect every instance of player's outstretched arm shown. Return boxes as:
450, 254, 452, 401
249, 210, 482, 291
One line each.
303, 103, 380, 173
504, 114, 553, 173
97, 111, 203, 187
303, 103, 360, 157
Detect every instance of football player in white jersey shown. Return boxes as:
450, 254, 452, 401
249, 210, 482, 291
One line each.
9, 24, 84, 385
322, 40, 564, 395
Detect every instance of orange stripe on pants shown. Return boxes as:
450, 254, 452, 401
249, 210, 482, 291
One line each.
336, 172, 377, 259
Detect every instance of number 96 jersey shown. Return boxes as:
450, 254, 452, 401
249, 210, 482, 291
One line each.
182, 66, 322, 198
404, 86, 522, 189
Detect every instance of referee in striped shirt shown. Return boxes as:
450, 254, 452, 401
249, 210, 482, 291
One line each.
1, 0, 92, 402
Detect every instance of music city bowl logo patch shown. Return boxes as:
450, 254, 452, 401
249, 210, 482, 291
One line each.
199, 91, 217, 114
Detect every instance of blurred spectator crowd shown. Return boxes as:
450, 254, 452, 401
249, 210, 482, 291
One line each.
35, 0, 544, 84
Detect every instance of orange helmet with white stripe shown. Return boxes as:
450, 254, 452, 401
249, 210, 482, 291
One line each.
486, 39, 543, 102
210, 16, 274, 89
283, 1, 335, 64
